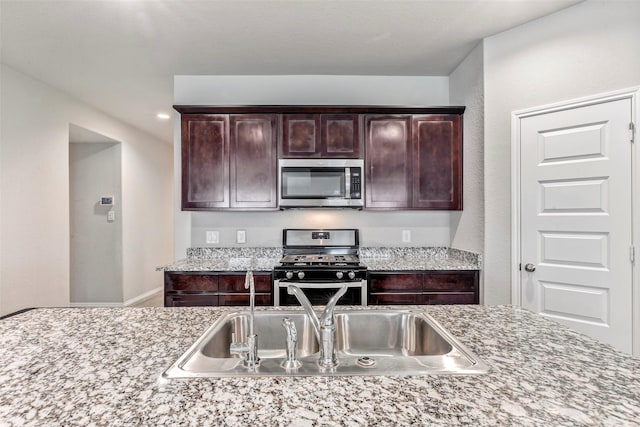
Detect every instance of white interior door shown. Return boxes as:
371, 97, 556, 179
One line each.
520, 97, 633, 353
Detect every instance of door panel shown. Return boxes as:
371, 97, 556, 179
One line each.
412, 115, 462, 209
321, 114, 361, 158
281, 114, 321, 157
229, 115, 277, 208
181, 115, 229, 209
539, 281, 609, 324
520, 98, 632, 353
364, 115, 412, 208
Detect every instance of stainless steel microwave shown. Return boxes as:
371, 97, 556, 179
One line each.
278, 159, 364, 208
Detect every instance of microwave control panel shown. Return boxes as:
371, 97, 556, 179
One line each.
350, 169, 361, 199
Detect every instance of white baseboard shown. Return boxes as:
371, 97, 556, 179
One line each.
69, 286, 163, 308
124, 286, 163, 307
69, 302, 123, 308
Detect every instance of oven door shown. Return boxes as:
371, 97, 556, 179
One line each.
274, 280, 367, 306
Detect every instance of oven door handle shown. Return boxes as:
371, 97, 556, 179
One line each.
277, 281, 363, 289
273, 279, 367, 307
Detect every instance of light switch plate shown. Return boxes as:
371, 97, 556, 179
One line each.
206, 230, 219, 244
236, 229, 246, 244
402, 230, 411, 243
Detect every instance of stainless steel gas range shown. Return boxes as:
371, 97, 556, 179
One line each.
273, 229, 367, 306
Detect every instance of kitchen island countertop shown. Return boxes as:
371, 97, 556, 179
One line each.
0, 305, 638, 426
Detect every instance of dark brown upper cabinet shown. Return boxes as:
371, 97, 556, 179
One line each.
281, 114, 361, 158
364, 114, 463, 210
281, 114, 321, 157
412, 115, 462, 209
181, 114, 229, 209
320, 114, 361, 158
181, 113, 277, 210
175, 106, 464, 211
229, 115, 278, 209
365, 115, 412, 208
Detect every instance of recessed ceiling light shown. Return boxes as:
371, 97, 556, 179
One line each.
156, 113, 171, 120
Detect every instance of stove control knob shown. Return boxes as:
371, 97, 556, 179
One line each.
285, 271, 294, 280
297, 271, 305, 280
348, 271, 356, 280
336, 271, 344, 279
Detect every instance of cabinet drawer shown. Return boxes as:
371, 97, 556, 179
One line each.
218, 293, 272, 306
165, 293, 218, 307
368, 273, 422, 292
424, 293, 477, 305
219, 274, 272, 292
165, 273, 218, 291
423, 272, 477, 292
368, 292, 420, 305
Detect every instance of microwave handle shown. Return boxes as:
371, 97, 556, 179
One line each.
345, 167, 351, 199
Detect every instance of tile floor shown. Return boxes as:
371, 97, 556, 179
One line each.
129, 292, 164, 307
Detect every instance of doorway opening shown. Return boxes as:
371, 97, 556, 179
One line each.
69, 124, 123, 306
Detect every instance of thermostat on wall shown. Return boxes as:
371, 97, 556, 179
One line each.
100, 196, 114, 206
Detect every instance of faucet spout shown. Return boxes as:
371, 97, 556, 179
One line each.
245, 270, 255, 336
286, 284, 348, 368
286, 285, 321, 343
320, 285, 348, 327
230, 270, 259, 367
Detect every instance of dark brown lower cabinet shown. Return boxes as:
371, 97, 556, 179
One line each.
368, 271, 479, 305
164, 272, 272, 307
165, 293, 219, 307
368, 293, 421, 305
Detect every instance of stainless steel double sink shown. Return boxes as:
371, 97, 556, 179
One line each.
163, 309, 488, 378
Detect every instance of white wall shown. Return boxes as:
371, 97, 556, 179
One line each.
449, 42, 484, 255
0, 64, 173, 315
70, 141, 123, 303
449, 41, 485, 302
174, 75, 452, 256
191, 210, 452, 248
483, 0, 640, 304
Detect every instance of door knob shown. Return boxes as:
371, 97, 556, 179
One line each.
524, 263, 536, 272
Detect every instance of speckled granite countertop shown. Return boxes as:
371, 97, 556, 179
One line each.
1, 305, 638, 426
158, 247, 481, 272
158, 257, 282, 272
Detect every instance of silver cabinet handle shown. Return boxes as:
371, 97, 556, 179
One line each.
524, 263, 536, 272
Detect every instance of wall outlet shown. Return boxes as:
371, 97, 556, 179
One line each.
236, 229, 247, 244
402, 230, 411, 243
206, 230, 219, 244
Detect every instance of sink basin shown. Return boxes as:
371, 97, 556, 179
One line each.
163, 309, 489, 378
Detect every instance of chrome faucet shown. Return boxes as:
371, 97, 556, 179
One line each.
229, 271, 260, 367
287, 284, 347, 369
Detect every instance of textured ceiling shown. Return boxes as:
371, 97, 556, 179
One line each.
0, 0, 582, 143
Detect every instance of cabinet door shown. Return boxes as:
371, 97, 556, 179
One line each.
230, 115, 278, 208
368, 273, 422, 292
423, 271, 479, 304
422, 271, 477, 292
165, 273, 218, 292
320, 114, 361, 158
181, 114, 229, 209
219, 273, 272, 293
165, 293, 218, 307
218, 293, 272, 306
281, 114, 321, 157
365, 116, 412, 208
368, 293, 421, 305
412, 115, 462, 210
423, 293, 476, 305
